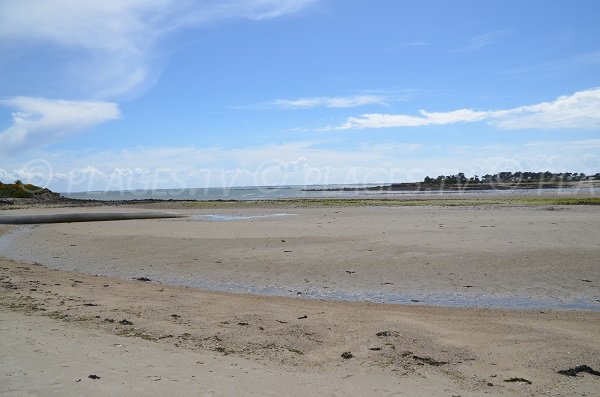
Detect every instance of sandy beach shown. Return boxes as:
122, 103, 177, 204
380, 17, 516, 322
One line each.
2, 203, 599, 309
1, 200, 600, 396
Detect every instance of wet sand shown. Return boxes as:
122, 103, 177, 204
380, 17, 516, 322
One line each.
2, 205, 599, 309
1, 202, 600, 395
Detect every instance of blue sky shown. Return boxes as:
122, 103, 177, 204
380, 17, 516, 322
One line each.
1, 0, 599, 191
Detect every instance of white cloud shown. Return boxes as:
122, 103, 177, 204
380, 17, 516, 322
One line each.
0, 1, 317, 155
270, 95, 388, 109
0, 97, 120, 154
0, 0, 317, 99
338, 88, 600, 130
491, 88, 600, 129
340, 109, 487, 129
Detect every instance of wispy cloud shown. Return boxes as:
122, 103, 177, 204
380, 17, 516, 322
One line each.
501, 51, 600, 76
0, 0, 318, 99
0, 97, 120, 155
238, 91, 418, 110
268, 95, 389, 109
337, 88, 600, 130
452, 30, 512, 53
0, 1, 316, 154
384, 41, 429, 51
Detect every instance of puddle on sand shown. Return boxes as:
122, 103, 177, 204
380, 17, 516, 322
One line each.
190, 213, 297, 221
168, 278, 600, 312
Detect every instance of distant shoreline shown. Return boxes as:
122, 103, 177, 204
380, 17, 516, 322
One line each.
2, 195, 600, 212
1, 179, 600, 210
303, 180, 600, 192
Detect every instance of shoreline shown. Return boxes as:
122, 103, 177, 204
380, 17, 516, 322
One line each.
2, 181, 600, 211
303, 180, 600, 192
2, 257, 599, 396
2, 194, 600, 212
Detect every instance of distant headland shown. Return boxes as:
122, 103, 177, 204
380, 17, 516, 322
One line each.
304, 171, 600, 192
0, 180, 60, 199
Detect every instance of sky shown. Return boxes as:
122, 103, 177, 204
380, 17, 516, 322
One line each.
1, 0, 599, 192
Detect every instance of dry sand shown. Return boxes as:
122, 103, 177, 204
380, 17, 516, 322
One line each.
1, 307, 456, 397
1, 203, 600, 396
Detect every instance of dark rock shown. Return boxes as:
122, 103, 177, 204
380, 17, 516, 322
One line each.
88, 374, 100, 380
297, 315, 307, 319
504, 377, 532, 384
134, 277, 151, 282
557, 365, 600, 377
341, 352, 353, 359
412, 355, 448, 366
119, 319, 133, 325
376, 331, 391, 337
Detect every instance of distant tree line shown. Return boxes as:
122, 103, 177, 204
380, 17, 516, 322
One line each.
422, 171, 600, 185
